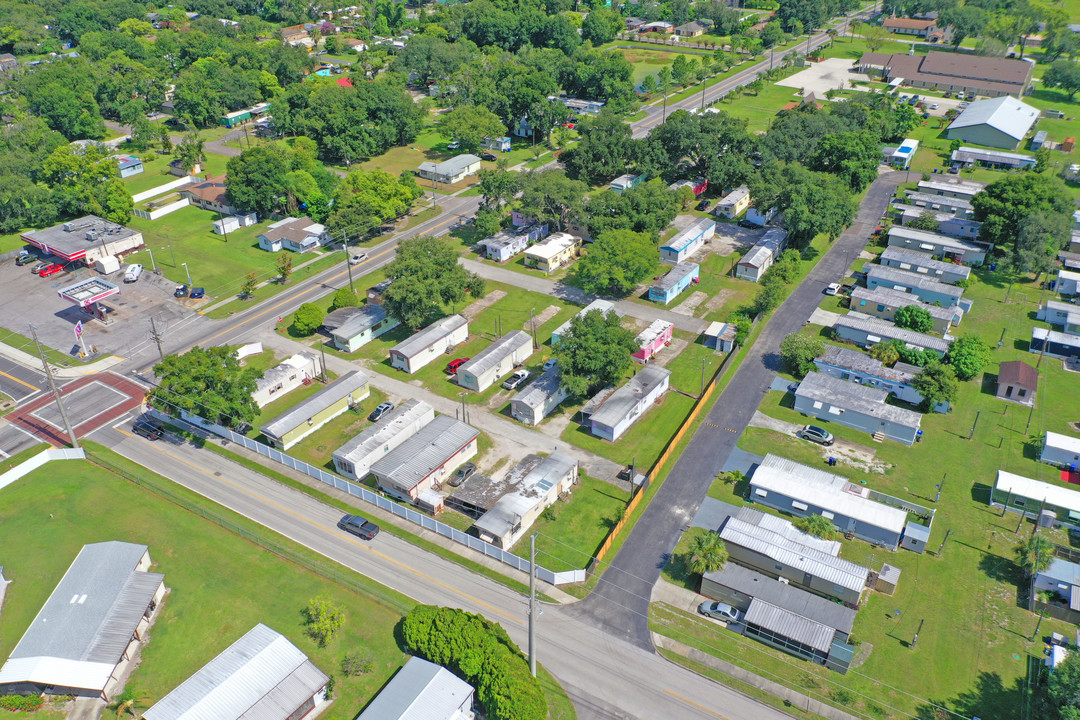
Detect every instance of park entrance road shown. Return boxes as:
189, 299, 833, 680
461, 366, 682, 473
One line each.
568, 172, 906, 648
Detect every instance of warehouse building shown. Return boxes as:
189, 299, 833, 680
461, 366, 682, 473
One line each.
260, 370, 370, 450
389, 315, 469, 373
370, 414, 479, 505
945, 96, 1040, 149
455, 330, 533, 392
473, 452, 578, 548
793, 371, 923, 445
510, 366, 569, 426
332, 399, 435, 480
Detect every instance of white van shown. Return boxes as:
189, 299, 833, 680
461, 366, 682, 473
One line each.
124, 263, 143, 283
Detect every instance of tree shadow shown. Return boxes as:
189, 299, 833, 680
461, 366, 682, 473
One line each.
978, 551, 1023, 587
981, 373, 999, 397
913, 669, 1033, 720
761, 351, 781, 371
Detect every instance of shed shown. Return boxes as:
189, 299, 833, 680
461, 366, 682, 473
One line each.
648, 261, 699, 305
455, 330, 533, 392
996, 360, 1038, 407
510, 366, 569, 426
473, 452, 578, 548
584, 365, 671, 442
260, 370, 370, 450
874, 564, 902, 595
900, 522, 930, 554
112, 154, 144, 178
703, 321, 737, 352
389, 315, 469, 373
141, 624, 329, 720
1042, 431, 1080, 469
355, 656, 473, 720
370, 414, 479, 501
332, 399, 435, 480
1032, 130, 1049, 150
330, 304, 401, 352
793, 371, 923, 445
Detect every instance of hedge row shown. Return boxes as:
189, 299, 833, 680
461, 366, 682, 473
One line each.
0, 695, 44, 712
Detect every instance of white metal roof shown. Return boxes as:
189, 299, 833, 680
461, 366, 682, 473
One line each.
735, 506, 842, 555
1047, 431, 1080, 455
355, 656, 473, 720
835, 313, 953, 354
744, 598, 835, 653
887, 226, 987, 254
474, 452, 577, 539
851, 286, 958, 322
333, 399, 434, 466
391, 315, 468, 360
661, 217, 715, 253
995, 470, 1080, 514
552, 299, 622, 339
457, 331, 531, 379
752, 454, 909, 534
371, 415, 479, 491
947, 95, 1039, 142
142, 624, 328, 720
588, 365, 670, 428
917, 179, 985, 197
524, 232, 578, 261
880, 246, 971, 279
261, 370, 369, 439
866, 264, 964, 297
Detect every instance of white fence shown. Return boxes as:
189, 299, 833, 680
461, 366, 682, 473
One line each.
166, 410, 586, 585
0, 447, 86, 492
132, 198, 190, 221
131, 176, 200, 204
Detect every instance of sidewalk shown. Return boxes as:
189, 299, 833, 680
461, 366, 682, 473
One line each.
0, 341, 123, 379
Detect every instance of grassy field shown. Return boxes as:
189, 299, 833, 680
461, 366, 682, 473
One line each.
560, 392, 697, 467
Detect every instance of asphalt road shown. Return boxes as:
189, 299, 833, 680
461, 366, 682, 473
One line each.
0, 357, 45, 403
569, 172, 907, 648
100, 422, 794, 720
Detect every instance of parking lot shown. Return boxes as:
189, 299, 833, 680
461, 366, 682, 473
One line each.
0, 255, 202, 359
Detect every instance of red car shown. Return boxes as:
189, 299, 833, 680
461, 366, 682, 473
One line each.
445, 357, 470, 374
38, 263, 64, 278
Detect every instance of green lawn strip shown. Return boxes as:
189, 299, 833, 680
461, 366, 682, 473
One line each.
513, 474, 632, 572
718, 83, 807, 132
284, 388, 390, 470
120, 153, 185, 196
203, 253, 349, 319
0, 328, 89, 367
0, 443, 49, 474
0, 229, 28, 254
664, 333, 725, 397
538, 664, 579, 720
559, 393, 697, 467
0, 445, 411, 717
245, 369, 341, 440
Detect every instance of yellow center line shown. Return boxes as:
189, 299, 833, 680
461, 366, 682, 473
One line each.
122, 432, 521, 624
0, 369, 38, 391
202, 212, 462, 346
663, 689, 733, 719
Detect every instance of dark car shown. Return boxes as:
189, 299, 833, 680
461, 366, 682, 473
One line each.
15, 251, 35, 266
368, 401, 394, 422
133, 420, 164, 441
737, 219, 758, 229
445, 357, 469, 374
189, 287, 205, 299
481, 152, 497, 162
174, 284, 189, 298
448, 462, 476, 487
338, 514, 380, 540
696, 199, 712, 212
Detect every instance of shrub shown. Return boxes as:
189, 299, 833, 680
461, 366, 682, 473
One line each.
779, 332, 825, 377
331, 287, 359, 310
341, 652, 374, 677
0, 695, 44, 711
304, 595, 345, 647
292, 303, 326, 337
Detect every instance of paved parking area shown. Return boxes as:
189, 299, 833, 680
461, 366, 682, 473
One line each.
0, 258, 201, 358
6, 373, 145, 446
710, 223, 762, 257
776, 58, 871, 96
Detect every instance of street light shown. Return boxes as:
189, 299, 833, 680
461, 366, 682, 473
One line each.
146, 248, 157, 272
181, 262, 192, 286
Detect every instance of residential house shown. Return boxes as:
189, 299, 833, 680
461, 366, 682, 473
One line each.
256, 217, 328, 253
510, 366, 569, 425
814, 345, 948, 412
715, 185, 751, 219
736, 228, 789, 282
1059, 269, 1080, 295
1038, 300, 1080, 335
632, 319, 673, 364
856, 50, 1035, 98
865, 265, 968, 310
112, 154, 143, 178
455, 330, 533, 392
355, 656, 473, 720
523, 232, 581, 273
992, 470, 1080, 522
883, 16, 941, 39
748, 454, 911, 551
703, 321, 737, 352
280, 24, 312, 47
481, 136, 512, 152
417, 154, 481, 185
674, 20, 707, 37
370, 414, 479, 504
168, 158, 199, 176
1031, 326, 1080, 359
893, 205, 982, 240
879, 247, 972, 285
793, 371, 923, 445
473, 452, 578, 548
833, 313, 952, 357
849, 286, 961, 334
995, 360, 1038, 407
745, 205, 777, 227
1041, 431, 1080, 468
551, 299, 623, 344
260, 370, 370, 450
951, 146, 1037, 171
717, 505, 870, 605
582, 365, 671, 442
887, 226, 989, 265
343, 37, 367, 52
329, 304, 400, 352
660, 218, 715, 264
649, 261, 699, 304
389, 315, 469, 373
945, 96, 1040, 150
179, 175, 237, 215
252, 353, 322, 408
917, 178, 986, 201
625, 16, 646, 30
332, 399, 435, 480
141, 624, 329, 720
477, 223, 549, 263
902, 191, 975, 218
885, 139, 919, 169
639, 21, 674, 33
610, 173, 645, 194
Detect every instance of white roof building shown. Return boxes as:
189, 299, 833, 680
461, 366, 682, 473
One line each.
946, 95, 1040, 148
356, 656, 474, 720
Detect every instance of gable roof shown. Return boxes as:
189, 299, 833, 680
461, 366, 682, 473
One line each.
947, 96, 1039, 142
998, 360, 1038, 389
355, 656, 473, 720
883, 17, 935, 30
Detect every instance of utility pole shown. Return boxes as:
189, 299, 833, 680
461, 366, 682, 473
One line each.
529, 532, 537, 677
1032, 608, 1046, 641
320, 345, 328, 383
529, 308, 538, 350
343, 233, 355, 291
149, 317, 165, 362
911, 618, 924, 649
30, 324, 79, 449
934, 473, 945, 503
968, 410, 980, 440
936, 528, 951, 557
217, 210, 230, 243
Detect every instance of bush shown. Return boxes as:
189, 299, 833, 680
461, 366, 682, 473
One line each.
893, 305, 934, 333
946, 335, 992, 381
331, 287, 359, 310
341, 652, 374, 677
0, 695, 44, 711
292, 303, 326, 337
779, 332, 825, 377
304, 595, 345, 647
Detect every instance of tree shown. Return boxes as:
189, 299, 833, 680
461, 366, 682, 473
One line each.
42, 144, 132, 223
687, 531, 728, 575
240, 272, 258, 299
869, 340, 901, 367
560, 110, 641, 186
552, 308, 638, 397
383, 236, 485, 330
1044, 60, 1080, 100
1048, 650, 1080, 719
945, 335, 991, 381
779, 332, 825, 377
911, 361, 958, 411
940, 5, 987, 47
226, 145, 291, 217
292, 303, 326, 336
581, 8, 622, 46
304, 596, 345, 647
159, 126, 173, 154
477, 168, 519, 210
907, 209, 940, 232
971, 173, 1072, 255
1016, 534, 1054, 577
894, 305, 934, 334
518, 170, 587, 232
752, 281, 786, 317
575, 230, 657, 296
332, 287, 359, 309
173, 132, 205, 175
862, 24, 889, 52
440, 104, 506, 154
277, 252, 293, 284
810, 130, 881, 192
794, 514, 837, 540
1011, 211, 1071, 276
327, 168, 422, 235
147, 346, 260, 428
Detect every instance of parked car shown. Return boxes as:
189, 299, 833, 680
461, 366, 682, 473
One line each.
930, 103, 939, 110
30, 262, 49, 275
447, 140, 460, 150
338, 514, 380, 540
737, 219, 758, 229
448, 462, 477, 487
124, 263, 143, 283
189, 287, 205, 299
133, 420, 164, 441
824, 283, 842, 296
502, 369, 530, 390
368, 401, 394, 422
543, 358, 558, 371
349, 252, 368, 265
445, 357, 469, 374
797, 424, 835, 446
481, 152, 497, 162
14, 251, 35, 266
38, 263, 64, 278
696, 199, 712, 212
174, 284, 189, 298
958, 101, 969, 108
787, 382, 800, 393
698, 601, 742, 622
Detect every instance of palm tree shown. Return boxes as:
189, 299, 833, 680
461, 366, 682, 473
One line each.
688, 531, 728, 575
1017, 534, 1054, 576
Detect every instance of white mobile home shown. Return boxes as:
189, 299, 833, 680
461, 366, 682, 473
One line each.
887, 226, 989, 266
834, 313, 952, 357
793, 372, 923, 445
736, 228, 788, 282
510, 366, 569, 425
583, 365, 670, 442
332, 399, 435, 480
455, 330, 533, 392
260, 371, 370, 450
1042, 431, 1080, 468
389, 315, 469, 373
659, 217, 715, 264
252, 354, 322, 408
370, 415, 479, 502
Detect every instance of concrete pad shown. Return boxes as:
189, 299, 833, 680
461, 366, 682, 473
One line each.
776, 58, 870, 96
808, 307, 841, 326
690, 497, 743, 530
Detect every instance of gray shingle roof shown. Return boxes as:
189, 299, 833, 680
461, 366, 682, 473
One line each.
795, 371, 923, 429
261, 370, 370, 440
371, 414, 479, 491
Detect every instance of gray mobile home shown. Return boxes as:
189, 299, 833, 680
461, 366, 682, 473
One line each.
793, 372, 923, 445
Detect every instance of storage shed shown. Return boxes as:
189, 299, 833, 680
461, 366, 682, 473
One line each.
996, 360, 1038, 407
389, 315, 469, 373
455, 330, 533, 392
703, 321, 737, 352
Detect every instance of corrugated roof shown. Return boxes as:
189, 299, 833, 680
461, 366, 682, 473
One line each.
751, 454, 910, 534
142, 624, 328, 720
552, 299, 622, 339
735, 506, 842, 555
635, 319, 673, 349
880, 247, 972, 280
851, 286, 958, 322
796, 371, 922, 428
474, 452, 577, 539
740, 228, 787, 268
1046, 431, 1080, 455
332, 304, 391, 339
996, 470, 1080, 513
835, 313, 952, 354
744, 598, 836, 653
589, 365, 670, 428
704, 564, 856, 634
651, 261, 698, 293
391, 315, 468, 360
524, 232, 578, 261
917, 179, 985, 197
816, 345, 917, 385
418, 154, 480, 176
261, 370, 370, 440
512, 366, 565, 410
888, 226, 987, 255
371, 415, 479, 491
718, 185, 750, 207
903, 192, 974, 212
333, 399, 434, 466
947, 96, 1039, 142
952, 146, 1036, 167
719, 517, 869, 593
867, 264, 964, 298
322, 306, 364, 332
1039, 558, 1080, 587
355, 656, 473, 720
457, 331, 531, 380
661, 217, 715, 253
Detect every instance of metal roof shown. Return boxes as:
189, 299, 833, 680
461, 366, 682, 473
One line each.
0, 542, 163, 693
903, 191, 974, 212
1039, 558, 1080, 587
333, 399, 434, 466
816, 345, 917, 385
1046, 431, 1080, 456
917, 179, 985, 197
751, 454, 910, 534
142, 624, 328, 720
255, 354, 319, 395
635, 319, 673, 349
524, 232, 578, 261
23, 216, 141, 259
744, 598, 835, 654
836, 313, 952, 354
261, 370, 370, 440
797, 371, 923, 428
355, 656, 473, 720
512, 366, 565, 410
952, 146, 1036, 167
735, 506, 841, 555
331, 304, 390, 340
703, 564, 856, 634
866, 264, 964, 298
1033, 326, 1080, 349
321, 306, 364, 332
947, 96, 1039, 142
740, 228, 788, 268
887, 226, 988, 255
851, 286, 958, 322
651, 261, 698, 293
418, 154, 480, 176
457, 331, 531, 380
552, 299, 622, 339
661, 217, 715, 253
881, 247, 971, 279
718, 185, 750, 207
391, 315, 468, 360
474, 452, 577, 539
996, 470, 1080, 513
371, 415, 479, 491
588, 365, 670, 428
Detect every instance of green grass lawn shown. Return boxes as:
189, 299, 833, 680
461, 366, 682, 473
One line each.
663, 332, 727, 397
0, 229, 27, 254
719, 84, 807, 132
560, 392, 697, 468
513, 474, 631, 572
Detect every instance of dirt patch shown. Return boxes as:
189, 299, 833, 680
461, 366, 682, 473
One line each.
704, 289, 734, 312
672, 290, 708, 316
461, 288, 507, 320
526, 304, 561, 331
850, 641, 873, 670
650, 336, 689, 368
747, 411, 892, 474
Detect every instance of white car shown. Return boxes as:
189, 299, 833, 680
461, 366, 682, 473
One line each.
930, 103, 939, 110
349, 252, 368, 266
502, 369, 530, 390
447, 140, 460, 150
825, 283, 842, 296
